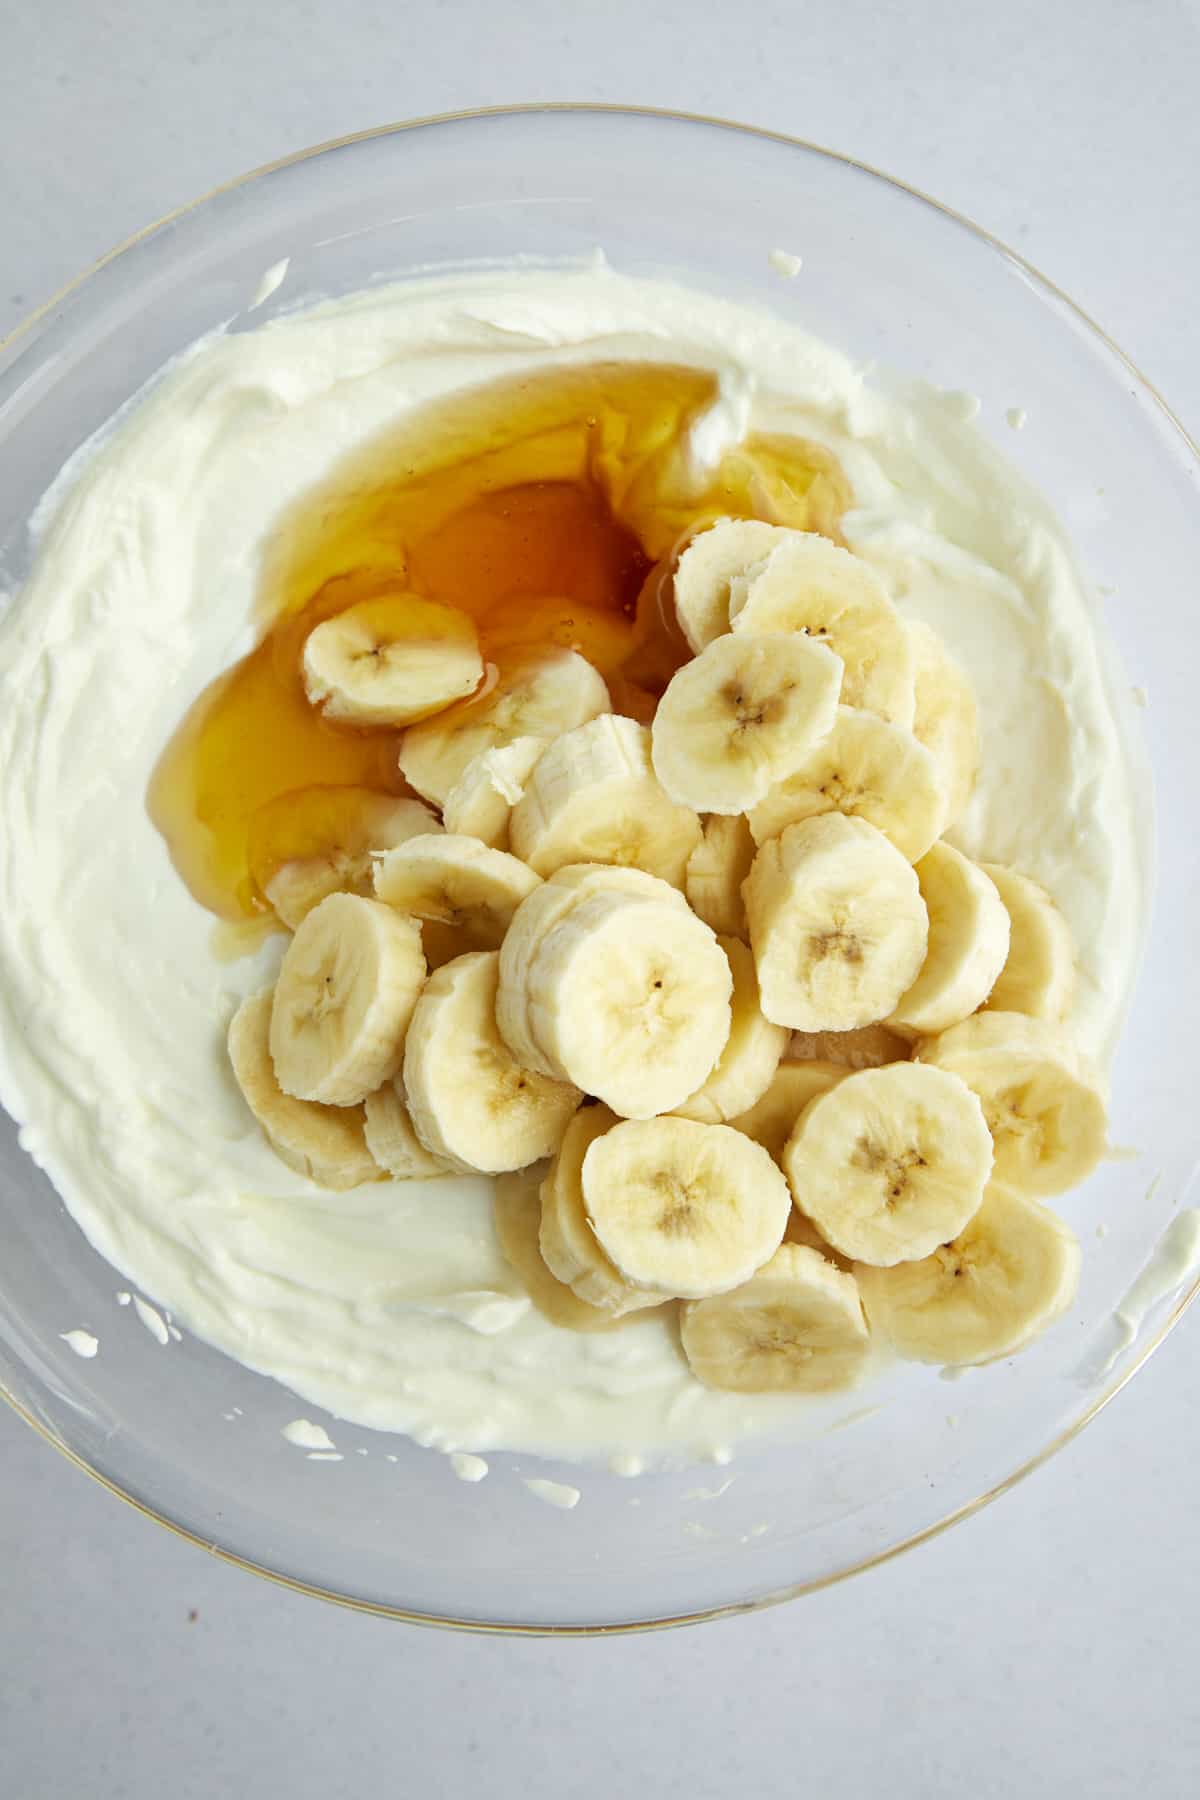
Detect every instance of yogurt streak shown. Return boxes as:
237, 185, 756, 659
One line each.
59, 1330, 99, 1359
281, 1418, 336, 1451
449, 1452, 489, 1483
524, 1478, 580, 1510
0, 267, 1145, 1464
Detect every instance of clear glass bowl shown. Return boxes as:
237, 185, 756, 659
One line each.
2, 107, 1198, 1634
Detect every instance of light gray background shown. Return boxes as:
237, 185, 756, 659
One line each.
2, 3, 1198, 1793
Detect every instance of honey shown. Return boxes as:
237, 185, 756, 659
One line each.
148, 361, 848, 920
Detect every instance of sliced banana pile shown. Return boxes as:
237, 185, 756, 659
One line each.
227, 518, 1107, 1394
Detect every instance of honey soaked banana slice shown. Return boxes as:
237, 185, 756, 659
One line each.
302, 594, 483, 726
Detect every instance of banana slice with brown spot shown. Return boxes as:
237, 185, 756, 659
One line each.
581, 1115, 792, 1298
302, 594, 483, 726
744, 814, 929, 1032
916, 1011, 1107, 1196
856, 1184, 1081, 1364
651, 632, 843, 814
402, 951, 580, 1174
680, 1244, 870, 1393
522, 888, 733, 1119
748, 706, 945, 863
782, 1061, 993, 1266
729, 533, 916, 727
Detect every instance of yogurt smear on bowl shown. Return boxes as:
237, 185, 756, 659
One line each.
0, 267, 1144, 1463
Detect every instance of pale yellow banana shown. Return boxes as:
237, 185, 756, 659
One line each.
510, 713, 702, 886
680, 1243, 870, 1392
674, 936, 788, 1123
856, 1184, 1081, 1364
783, 1061, 993, 1265
402, 951, 580, 1174
748, 705, 945, 864
651, 632, 843, 814
744, 814, 929, 1031
269, 893, 426, 1106
228, 990, 381, 1189
581, 1115, 792, 1298
917, 1011, 1107, 1196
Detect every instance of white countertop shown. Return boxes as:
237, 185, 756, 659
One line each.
3, 2, 1199, 1793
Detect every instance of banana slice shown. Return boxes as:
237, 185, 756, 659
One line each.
398, 646, 610, 807
917, 1011, 1107, 1197
363, 1079, 455, 1180
269, 893, 426, 1105
581, 1115, 792, 1298
674, 936, 788, 1123
783, 1061, 993, 1266
494, 1166, 653, 1332
856, 1184, 1081, 1365
888, 842, 1011, 1038
302, 594, 483, 727
672, 518, 794, 653
729, 534, 916, 727
744, 814, 929, 1031
496, 863, 690, 1076
228, 990, 381, 1189
374, 832, 539, 951
728, 1059, 845, 1162
539, 1105, 662, 1314
524, 890, 733, 1118
748, 706, 945, 864
650, 632, 844, 814
510, 713, 702, 885
789, 1022, 910, 1069
441, 737, 547, 851
907, 619, 980, 829
680, 1244, 870, 1392
685, 813, 756, 938
402, 951, 580, 1174
249, 787, 438, 930
980, 863, 1076, 1022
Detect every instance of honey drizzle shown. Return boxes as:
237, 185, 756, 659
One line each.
148, 361, 848, 920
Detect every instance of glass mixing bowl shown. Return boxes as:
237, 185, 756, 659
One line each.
2, 107, 1198, 1634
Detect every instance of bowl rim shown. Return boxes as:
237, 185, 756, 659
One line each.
3, 101, 1199, 1637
